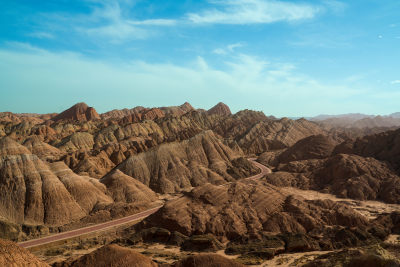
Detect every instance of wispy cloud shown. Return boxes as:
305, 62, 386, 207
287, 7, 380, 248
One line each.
27, 32, 54, 39
16, 0, 343, 45
322, 0, 347, 15
391, 80, 400, 84
80, 1, 165, 41
187, 0, 321, 25
36, 0, 177, 42
0, 43, 367, 116
127, 19, 177, 26
213, 42, 244, 54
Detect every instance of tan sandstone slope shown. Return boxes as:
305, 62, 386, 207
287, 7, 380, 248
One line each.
0, 238, 49, 266
265, 153, 400, 204
53, 244, 157, 267
142, 180, 368, 240
334, 127, 400, 173
171, 254, 244, 267
0, 136, 157, 230
53, 244, 243, 267
115, 130, 259, 193
0, 137, 86, 225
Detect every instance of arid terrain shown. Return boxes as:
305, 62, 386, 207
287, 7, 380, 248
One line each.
1, 102, 400, 266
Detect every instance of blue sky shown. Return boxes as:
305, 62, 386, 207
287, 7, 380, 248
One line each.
0, 0, 399, 117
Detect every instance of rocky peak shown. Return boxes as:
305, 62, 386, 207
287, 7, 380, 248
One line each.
52, 102, 100, 122
179, 102, 195, 113
207, 102, 232, 116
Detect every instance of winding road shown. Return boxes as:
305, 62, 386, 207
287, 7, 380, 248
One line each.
246, 158, 272, 179
18, 159, 271, 249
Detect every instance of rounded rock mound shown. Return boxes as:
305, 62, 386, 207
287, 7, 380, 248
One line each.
53, 103, 100, 122
278, 134, 336, 163
207, 102, 232, 116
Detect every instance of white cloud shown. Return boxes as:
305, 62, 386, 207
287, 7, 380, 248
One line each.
213, 48, 227, 55
322, 0, 347, 14
84, 22, 149, 41
127, 19, 177, 26
39, 1, 176, 42
227, 43, 244, 51
80, 2, 151, 40
27, 32, 54, 39
0, 44, 367, 116
391, 80, 400, 84
213, 42, 244, 55
187, 0, 321, 25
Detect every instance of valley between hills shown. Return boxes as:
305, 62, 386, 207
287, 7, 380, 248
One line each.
1, 102, 400, 266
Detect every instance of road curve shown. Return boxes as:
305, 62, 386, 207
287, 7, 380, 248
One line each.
246, 158, 272, 180
18, 158, 270, 249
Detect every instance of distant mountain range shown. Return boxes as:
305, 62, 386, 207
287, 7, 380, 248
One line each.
310, 112, 400, 121
305, 112, 400, 129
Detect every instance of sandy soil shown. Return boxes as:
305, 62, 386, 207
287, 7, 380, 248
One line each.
385, 235, 400, 244
280, 187, 400, 219
260, 251, 331, 266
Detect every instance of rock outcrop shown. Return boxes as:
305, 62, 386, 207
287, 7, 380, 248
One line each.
0, 137, 86, 225
52, 103, 100, 122
56, 132, 94, 152
102, 102, 195, 123
303, 245, 400, 267
278, 134, 336, 163
266, 153, 400, 203
54, 244, 157, 267
334, 128, 400, 174
23, 136, 64, 161
207, 102, 232, 116
0, 136, 158, 236
142, 180, 368, 240
171, 254, 244, 267
0, 238, 49, 266
228, 116, 327, 154
100, 170, 158, 204
116, 130, 258, 193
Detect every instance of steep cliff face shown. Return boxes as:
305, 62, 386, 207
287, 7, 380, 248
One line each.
116, 130, 258, 193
